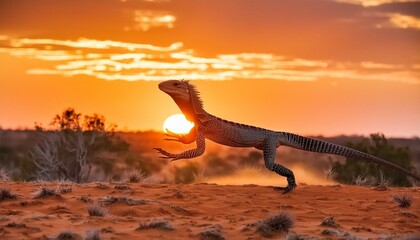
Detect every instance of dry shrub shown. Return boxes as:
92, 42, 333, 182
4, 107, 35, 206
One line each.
55, 230, 82, 240
121, 169, 144, 183
87, 203, 107, 217
101, 196, 147, 206
393, 194, 413, 208
32, 187, 59, 199
7, 222, 26, 228
199, 224, 225, 240
353, 175, 369, 186
85, 230, 101, 240
320, 216, 339, 227
256, 212, 294, 237
0, 188, 17, 201
323, 166, 337, 180
136, 219, 174, 231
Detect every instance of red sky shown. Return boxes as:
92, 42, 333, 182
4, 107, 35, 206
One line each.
0, 0, 419, 137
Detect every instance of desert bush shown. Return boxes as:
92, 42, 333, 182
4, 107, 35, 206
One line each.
256, 212, 294, 237
87, 202, 107, 217
334, 133, 415, 187
392, 194, 413, 208
30, 108, 130, 183
136, 219, 174, 231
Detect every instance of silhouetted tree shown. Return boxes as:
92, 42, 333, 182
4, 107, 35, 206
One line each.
334, 133, 415, 187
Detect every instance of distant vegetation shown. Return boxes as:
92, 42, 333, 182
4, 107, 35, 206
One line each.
31, 108, 130, 182
0, 111, 418, 186
334, 133, 415, 187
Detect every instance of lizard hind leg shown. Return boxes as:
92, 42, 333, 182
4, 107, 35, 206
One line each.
263, 139, 297, 193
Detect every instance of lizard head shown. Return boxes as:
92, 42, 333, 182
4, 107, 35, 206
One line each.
158, 80, 205, 122
158, 80, 191, 102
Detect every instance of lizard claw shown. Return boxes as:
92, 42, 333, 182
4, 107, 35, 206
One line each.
153, 148, 179, 161
164, 129, 183, 137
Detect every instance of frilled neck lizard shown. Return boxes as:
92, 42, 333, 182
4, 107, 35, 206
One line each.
154, 80, 419, 193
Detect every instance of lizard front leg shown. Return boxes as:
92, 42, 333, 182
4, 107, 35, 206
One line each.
163, 126, 197, 144
154, 127, 205, 162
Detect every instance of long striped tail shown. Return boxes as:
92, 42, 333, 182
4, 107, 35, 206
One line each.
278, 132, 420, 181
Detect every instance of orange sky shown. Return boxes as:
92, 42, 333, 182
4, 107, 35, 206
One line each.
0, 0, 419, 137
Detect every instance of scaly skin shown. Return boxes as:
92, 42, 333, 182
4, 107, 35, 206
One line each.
154, 80, 420, 193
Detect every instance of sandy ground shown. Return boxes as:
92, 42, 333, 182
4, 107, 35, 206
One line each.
0, 181, 419, 240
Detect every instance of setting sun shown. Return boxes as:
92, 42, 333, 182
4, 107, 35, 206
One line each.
163, 114, 194, 134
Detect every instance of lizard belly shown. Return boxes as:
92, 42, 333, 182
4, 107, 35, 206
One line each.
204, 124, 264, 148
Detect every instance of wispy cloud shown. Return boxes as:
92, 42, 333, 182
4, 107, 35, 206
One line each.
9, 38, 182, 51
388, 13, 420, 30
360, 61, 403, 69
0, 36, 418, 84
334, 0, 420, 7
125, 10, 176, 31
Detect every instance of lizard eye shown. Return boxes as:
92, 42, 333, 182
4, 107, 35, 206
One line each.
174, 82, 180, 87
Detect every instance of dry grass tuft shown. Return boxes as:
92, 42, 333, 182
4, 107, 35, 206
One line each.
321, 229, 350, 238
136, 219, 174, 231
114, 184, 130, 190
122, 169, 145, 183
400, 234, 420, 240
32, 187, 59, 199
353, 175, 369, 186
101, 196, 147, 206
323, 166, 337, 180
96, 183, 109, 189
320, 216, 339, 227
255, 212, 294, 237
199, 225, 224, 240
0, 188, 17, 201
80, 196, 93, 203
285, 232, 316, 240
393, 194, 413, 208
55, 230, 82, 240
56, 185, 72, 194
85, 230, 101, 240
374, 172, 390, 191
87, 203, 107, 217
6, 222, 26, 228
0, 168, 11, 181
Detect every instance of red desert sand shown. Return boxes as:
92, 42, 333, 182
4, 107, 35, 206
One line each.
0, 181, 419, 239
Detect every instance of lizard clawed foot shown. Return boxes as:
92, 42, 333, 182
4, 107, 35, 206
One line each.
153, 148, 180, 162
274, 183, 297, 194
